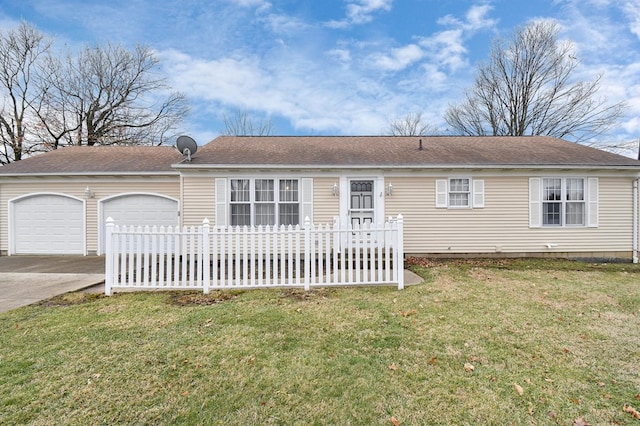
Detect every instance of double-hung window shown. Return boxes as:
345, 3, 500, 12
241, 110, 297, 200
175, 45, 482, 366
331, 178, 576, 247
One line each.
448, 178, 471, 207
435, 177, 484, 208
542, 177, 585, 226
230, 178, 300, 227
530, 177, 597, 228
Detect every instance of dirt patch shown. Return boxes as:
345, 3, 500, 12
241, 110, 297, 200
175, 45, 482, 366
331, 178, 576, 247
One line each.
166, 290, 239, 306
37, 292, 104, 308
278, 288, 335, 301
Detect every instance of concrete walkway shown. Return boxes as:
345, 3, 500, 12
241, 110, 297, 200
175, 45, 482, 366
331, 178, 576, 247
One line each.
0, 256, 105, 313
0, 273, 106, 313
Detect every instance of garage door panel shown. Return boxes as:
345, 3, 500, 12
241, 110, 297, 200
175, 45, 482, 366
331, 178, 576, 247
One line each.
12, 194, 84, 255
101, 194, 178, 253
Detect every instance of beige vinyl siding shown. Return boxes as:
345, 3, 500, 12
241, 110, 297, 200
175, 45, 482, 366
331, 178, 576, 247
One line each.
312, 177, 340, 224
0, 176, 179, 254
181, 176, 216, 227
385, 175, 635, 256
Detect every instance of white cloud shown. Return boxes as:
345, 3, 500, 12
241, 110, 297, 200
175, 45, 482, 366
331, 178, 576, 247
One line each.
346, 0, 393, 24
327, 48, 352, 64
437, 4, 497, 31
325, 0, 393, 28
371, 44, 424, 71
225, 0, 272, 12
623, 1, 640, 39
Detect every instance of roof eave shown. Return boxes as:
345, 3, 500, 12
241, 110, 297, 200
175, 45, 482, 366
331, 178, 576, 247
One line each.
0, 171, 180, 177
173, 163, 640, 171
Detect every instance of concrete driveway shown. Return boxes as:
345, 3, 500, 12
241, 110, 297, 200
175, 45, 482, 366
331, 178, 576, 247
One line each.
0, 256, 105, 313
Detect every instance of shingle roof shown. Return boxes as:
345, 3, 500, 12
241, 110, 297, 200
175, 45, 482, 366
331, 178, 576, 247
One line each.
1, 136, 638, 175
0, 145, 183, 175
180, 135, 640, 169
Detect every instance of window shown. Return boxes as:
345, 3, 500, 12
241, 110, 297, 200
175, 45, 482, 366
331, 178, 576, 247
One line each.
435, 178, 483, 208
542, 178, 585, 226
449, 178, 470, 207
229, 178, 300, 226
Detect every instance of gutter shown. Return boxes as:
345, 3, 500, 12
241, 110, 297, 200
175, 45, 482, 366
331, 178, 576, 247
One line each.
634, 179, 639, 263
0, 171, 179, 177
172, 163, 640, 171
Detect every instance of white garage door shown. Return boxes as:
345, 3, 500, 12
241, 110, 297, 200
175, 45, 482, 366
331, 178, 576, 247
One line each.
12, 194, 85, 254
101, 194, 178, 252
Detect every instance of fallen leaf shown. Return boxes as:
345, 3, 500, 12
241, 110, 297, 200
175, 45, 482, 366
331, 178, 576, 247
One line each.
544, 378, 554, 383
597, 382, 605, 387
570, 398, 580, 404
514, 383, 524, 396
182, 391, 189, 396
573, 417, 590, 426
528, 402, 534, 415
391, 416, 400, 426
464, 363, 474, 373
428, 356, 437, 365
635, 394, 640, 401
623, 404, 640, 419
548, 411, 557, 420
389, 363, 398, 371
490, 376, 497, 382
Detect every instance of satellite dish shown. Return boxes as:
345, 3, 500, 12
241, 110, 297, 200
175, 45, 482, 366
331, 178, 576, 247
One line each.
176, 135, 197, 161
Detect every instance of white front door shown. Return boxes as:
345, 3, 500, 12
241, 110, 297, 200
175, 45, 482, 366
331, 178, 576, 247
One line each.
349, 180, 375, 227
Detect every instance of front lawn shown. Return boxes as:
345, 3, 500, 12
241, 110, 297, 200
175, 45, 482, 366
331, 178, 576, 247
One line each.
1, 259, 639, 425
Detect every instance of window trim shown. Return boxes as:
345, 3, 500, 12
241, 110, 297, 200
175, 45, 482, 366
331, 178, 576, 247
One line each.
435, 177, 484, 209
542, 177, 585, 227
530, 176, 597, 229
229, 177, 301, 227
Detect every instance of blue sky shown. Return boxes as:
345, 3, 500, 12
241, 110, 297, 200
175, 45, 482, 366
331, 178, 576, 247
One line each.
1, 0, 639, 148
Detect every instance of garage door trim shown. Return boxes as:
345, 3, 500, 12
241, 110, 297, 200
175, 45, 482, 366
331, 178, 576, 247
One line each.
97, 192, 180, 255
8, 192, 87, 255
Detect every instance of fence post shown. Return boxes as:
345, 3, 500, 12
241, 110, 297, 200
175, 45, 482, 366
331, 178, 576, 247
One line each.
304, 216, 311, 291
396, 214, 404, 290
105, 217, 114, 296
202, 218, 210, 294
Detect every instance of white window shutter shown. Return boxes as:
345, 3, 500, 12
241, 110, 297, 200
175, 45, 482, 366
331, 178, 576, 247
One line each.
435, 179, 447, 208
529, 178, 541, 228
587, 177, 598, 227
301, 178, 313, 223
472, 179, 484, 208
215, 178, 227, 227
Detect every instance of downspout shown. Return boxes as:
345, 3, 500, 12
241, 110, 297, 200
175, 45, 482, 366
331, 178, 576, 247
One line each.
634, 178, 639, 263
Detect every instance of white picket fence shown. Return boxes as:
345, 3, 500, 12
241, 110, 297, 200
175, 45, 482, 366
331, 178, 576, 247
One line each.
104, 216, 404, 295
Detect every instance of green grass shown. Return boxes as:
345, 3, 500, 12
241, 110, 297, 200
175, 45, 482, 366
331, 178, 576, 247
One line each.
1, 259, 639, 425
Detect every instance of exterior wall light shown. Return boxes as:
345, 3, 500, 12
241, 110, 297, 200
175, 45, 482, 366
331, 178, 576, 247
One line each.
386, 183, 393, 196
332, 182, 339, 196
84, 186, 95, 199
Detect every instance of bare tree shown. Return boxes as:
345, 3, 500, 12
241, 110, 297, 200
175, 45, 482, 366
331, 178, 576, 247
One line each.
0, 22, 51, 164
445, 21, 625, 143
35, 43, 188, 148
386, 112, 438, 136
222, 109, 274, 136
